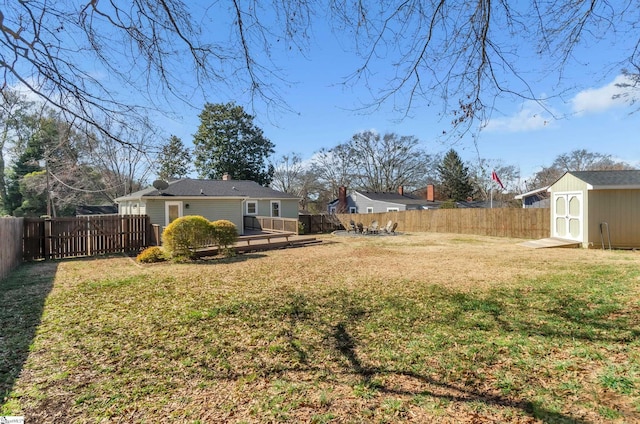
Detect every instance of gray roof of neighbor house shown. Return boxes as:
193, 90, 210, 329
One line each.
327, 190, 439, 207
115, 179, 300, 202
356, 190, 438, 207
559, 170, 640, 189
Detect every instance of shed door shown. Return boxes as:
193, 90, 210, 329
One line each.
553, 193, 583, 241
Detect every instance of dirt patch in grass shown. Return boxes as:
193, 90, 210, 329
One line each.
2, 232, 640, 423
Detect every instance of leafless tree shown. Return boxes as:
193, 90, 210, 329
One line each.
81, 120, 158, 201
271, 153, 305, 194
468, 159, 519, 201
349, 130, 435, 192
330, 1, 640, 131
2, 1, 638, 142
310, 144, 357, 201
528, 149, 635, 189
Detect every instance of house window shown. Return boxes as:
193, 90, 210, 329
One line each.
329, 206, 337, 214
165, 201, 183, 226
271, 201, 280, 217
366, 207, 373, 213
349, 207, 357, 213
386, 207, 399, 212
246, 201, 257, 215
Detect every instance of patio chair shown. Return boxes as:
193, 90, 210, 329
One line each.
356, 222, 364, 233
348, 219, 356, 233
369, 220, 379, 234
382, 220, 393, 233
390, 222, 398, 234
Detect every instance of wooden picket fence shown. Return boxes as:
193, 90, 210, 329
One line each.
23, 215, 153, 261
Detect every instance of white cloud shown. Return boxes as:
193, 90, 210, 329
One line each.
482, 102, 553, 133
9, 79, 47, 104
571, 74, 640, 114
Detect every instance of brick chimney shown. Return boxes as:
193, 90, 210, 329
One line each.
398, 186, 404, 196
222, 173, 231, 181
338, 186, 347, 213
426, 184, 435, 202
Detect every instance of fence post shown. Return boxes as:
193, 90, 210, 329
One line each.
42, 218, 50, 260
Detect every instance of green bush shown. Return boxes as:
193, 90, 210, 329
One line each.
162, 215, 214, 259
136, 246, 166, 263
440, 200, 458, 209
211, 220, 238, 255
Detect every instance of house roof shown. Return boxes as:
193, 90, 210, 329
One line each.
356, 190, 435, 206
115, 178, 300, 202
514, 186, 550, 200
75, 205, 118, 215
555, 170, 640, 190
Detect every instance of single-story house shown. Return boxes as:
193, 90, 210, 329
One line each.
548, 170, 640, 248
328, 186, 439, 213
514, 186, 550, 208
114, 177, 300, 235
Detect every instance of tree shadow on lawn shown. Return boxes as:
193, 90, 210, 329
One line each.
330, 320, 592, 423
268, 288, 636, 423
187, 252, 269, 264
447, 288, 640, 343
0, 261, 57, 408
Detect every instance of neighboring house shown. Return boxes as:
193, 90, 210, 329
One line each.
114, 177, 300, 235
548, 170, 640, 248
514, 186, 550, 208
75, 205, 118, 215
455, 200, 512, 208
328, 186, 439, 214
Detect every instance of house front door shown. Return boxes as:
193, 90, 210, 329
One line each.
553, 192, 582, 241
165, 201, 183, 226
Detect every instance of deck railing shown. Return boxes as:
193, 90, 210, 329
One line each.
244, 215, 299, 234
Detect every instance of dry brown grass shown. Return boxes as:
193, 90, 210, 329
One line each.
2, 232, 639, 423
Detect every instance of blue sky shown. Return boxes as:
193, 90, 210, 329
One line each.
157, 9, 640, 186
11, 3, 639, 186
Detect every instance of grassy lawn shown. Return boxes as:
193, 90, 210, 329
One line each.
1, 232, 639, 423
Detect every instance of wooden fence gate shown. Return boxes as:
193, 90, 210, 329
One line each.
23, 215, 152, 261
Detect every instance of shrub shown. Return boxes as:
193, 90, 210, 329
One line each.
162, 215, 214, 259
136, 246, 166, 263
211, 219, 238, 256
440, 200, 458, 209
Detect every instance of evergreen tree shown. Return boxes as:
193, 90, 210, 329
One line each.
157, 135, 191, 181
193, 102, 275, 185
437, 149, 474, 201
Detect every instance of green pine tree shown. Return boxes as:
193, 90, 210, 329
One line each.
192, 102, 275, 185
157, 135, 191, 181
437, 149, 474, 201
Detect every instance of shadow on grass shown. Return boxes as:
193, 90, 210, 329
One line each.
330, 320, 592, 424
1, 261, 57, 407
188, 252, 269, 264
446, 285, 640, 343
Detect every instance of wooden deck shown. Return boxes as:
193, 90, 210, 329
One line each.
196, 231, 322, 257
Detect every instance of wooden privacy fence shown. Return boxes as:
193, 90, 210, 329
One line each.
23, 215, 152, 261
1, 217, 24, 280
298, 214, 344, 234
337, 208, 550, 239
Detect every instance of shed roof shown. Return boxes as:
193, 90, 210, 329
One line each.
115, 178, 299, 202
555, 170, 640, 190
